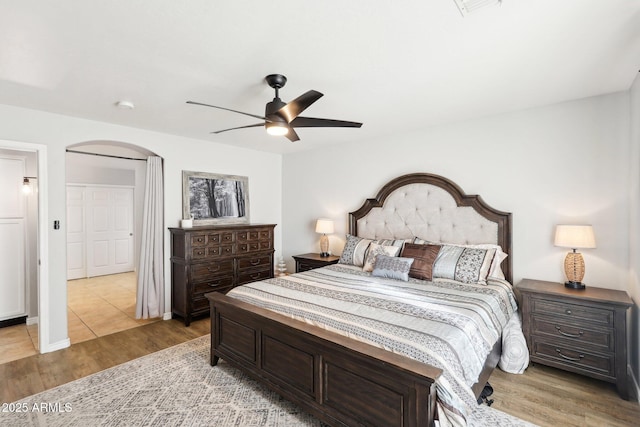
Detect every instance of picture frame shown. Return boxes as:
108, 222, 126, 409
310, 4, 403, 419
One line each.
182, 171, 250, 225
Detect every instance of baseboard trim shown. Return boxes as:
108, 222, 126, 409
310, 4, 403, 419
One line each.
163, 312, 172, 321
40, 338, 71, 354
26, 316, 39, 325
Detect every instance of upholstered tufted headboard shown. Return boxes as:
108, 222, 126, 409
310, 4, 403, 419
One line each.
349, 173, 512, 283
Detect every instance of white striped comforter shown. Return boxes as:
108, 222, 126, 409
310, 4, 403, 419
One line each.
227, 264, 520, 427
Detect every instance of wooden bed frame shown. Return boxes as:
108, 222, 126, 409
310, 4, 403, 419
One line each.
207, 173, 512, 427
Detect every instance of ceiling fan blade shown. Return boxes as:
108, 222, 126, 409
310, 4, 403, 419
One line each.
276, 90, 323, 123
211, 123, 264, 134
187, 101, 267, 121
284, 128, 300, 142
290, 116, 363, 129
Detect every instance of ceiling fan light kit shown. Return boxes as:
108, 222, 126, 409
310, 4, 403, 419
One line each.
187, 74, 362, 142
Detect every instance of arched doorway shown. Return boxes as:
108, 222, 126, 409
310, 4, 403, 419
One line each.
65, 141, 164, 344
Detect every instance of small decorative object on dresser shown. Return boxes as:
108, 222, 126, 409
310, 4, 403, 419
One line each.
169, 223, 275, 325
292, 252, 340, 273
517, 278, 633, 400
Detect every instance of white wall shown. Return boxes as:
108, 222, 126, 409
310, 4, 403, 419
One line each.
283, 92, 631, 288
629, 71, 640, 397
0, 104, 282, 350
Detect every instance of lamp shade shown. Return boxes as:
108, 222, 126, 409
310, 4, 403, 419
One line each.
554, 225, 596, 249
315, 219, 334, 234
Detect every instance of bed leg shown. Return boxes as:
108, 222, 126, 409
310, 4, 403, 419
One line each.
477, 382, 494, 406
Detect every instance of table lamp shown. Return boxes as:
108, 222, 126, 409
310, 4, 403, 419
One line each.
554, 225, 596, 289
315, 219, 334, 257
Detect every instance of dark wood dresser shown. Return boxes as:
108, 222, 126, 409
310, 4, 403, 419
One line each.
517, 278, 633, 400
169, 224, 276, 326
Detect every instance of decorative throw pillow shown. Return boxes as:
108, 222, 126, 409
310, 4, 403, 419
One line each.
363, 243, 401, 272
338, 234, 373, 267
432, 245, 496, 284
371, 255, 414, 281
400, 243, 441, 281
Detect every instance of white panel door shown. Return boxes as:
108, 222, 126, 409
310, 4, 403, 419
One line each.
66, 186, 86, 280
86, 187, 134, 277
0, 157, 24, 218
0, 220, 26, 320
0, 157, 27, 321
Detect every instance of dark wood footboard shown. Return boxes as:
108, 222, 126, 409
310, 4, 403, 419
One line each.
207, 291, 442, 427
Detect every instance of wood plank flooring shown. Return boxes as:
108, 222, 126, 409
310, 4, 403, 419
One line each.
1, 317, 638, 426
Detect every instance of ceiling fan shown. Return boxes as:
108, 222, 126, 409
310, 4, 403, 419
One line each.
187, 74, 362, 142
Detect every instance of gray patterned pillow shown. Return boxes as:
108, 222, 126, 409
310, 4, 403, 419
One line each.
371, 255, 414, 281
338, 234, 373, 267
432, 245, 496, 284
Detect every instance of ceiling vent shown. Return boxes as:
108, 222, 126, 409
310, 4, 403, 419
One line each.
453, 0, 502, 16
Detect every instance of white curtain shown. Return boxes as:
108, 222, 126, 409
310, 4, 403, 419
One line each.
136, 156, 164, 319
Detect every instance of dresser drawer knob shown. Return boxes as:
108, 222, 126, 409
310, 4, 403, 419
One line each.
565, 309, 572, 315
250, 258, 261, 265
556, 349, 584, 362
555, 326, 583, 338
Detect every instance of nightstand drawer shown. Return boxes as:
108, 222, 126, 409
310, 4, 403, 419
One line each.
532, 317, 614, 351
531, 298, 614, 326
531, 339, 614, 378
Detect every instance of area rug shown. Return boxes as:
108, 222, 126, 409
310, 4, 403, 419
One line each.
4, 335, 538, 427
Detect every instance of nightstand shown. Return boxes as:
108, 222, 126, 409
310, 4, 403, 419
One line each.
517, 278, 633, 400
292, 253, 340, 273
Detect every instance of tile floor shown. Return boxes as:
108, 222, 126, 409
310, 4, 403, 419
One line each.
0, 272, 160, 364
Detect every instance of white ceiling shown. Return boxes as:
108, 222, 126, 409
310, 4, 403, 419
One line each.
1, 0, 639, 154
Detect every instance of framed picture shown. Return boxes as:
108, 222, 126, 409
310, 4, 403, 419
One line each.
182, 171, 250, 225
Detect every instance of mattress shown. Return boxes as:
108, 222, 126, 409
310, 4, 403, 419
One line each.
227, 264, 526, 427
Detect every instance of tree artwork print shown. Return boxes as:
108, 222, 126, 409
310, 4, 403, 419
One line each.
189, 178, 246, 219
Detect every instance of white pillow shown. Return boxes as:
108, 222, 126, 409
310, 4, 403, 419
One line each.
363, 243, 401, 272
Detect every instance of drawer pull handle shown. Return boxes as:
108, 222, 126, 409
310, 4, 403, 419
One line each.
565, 309, 572, 315
250, 259, 261, 265
555, 349, 584, 362
555, 326, 584, 338
209, 282, 220, 287
251, 273, 262, 279
196, 251, 204, 255
207, 266, 220, 272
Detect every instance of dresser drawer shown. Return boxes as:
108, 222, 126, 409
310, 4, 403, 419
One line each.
193, 276, 235, 295
192, 291, 233, 313
191, 232, 235, 247
532, 317, 614, 351
191, 244, 234, 259
191, 260, 234, 282
531, 297, 614, 326
237, 240, 272, 253
238, 267, 273, 285
238, 254, 272, 270
531, 339, 614, 378
238, 229, 272, 241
